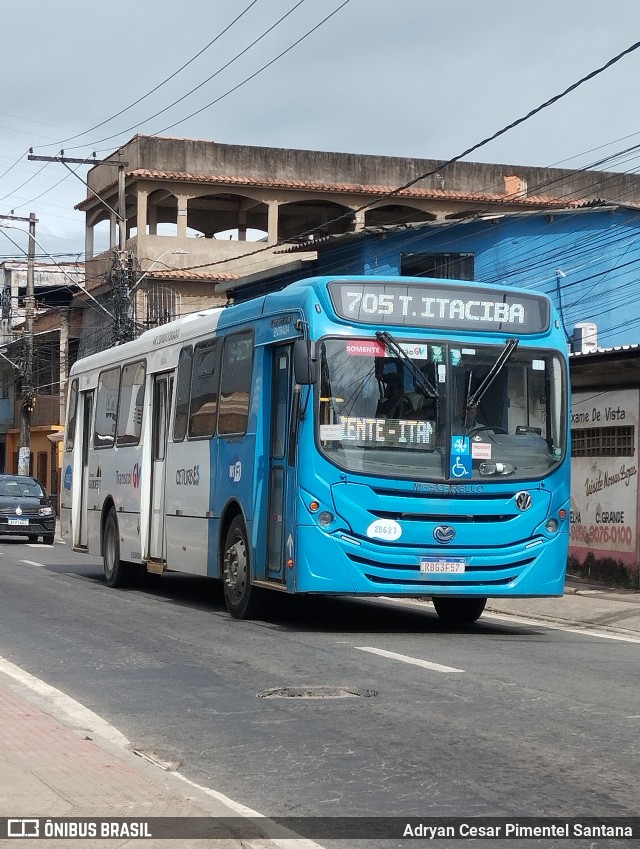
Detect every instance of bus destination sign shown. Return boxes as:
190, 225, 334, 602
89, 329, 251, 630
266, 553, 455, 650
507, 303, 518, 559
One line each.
328, 280, 549, 334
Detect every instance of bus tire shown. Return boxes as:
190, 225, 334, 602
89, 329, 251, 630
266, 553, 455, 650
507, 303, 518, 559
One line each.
223, 516, 262, 620
103, 509, 129, 588
43, 533, 55, 546
432, 596, 487, 625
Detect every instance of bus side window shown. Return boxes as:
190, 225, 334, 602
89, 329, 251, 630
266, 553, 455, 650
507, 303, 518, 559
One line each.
173, 347, 192, 442
188, 340, 220, 439
218, 331, 253, 436
65, 379, 78, 451
116, 361, 146, 446
94, 367, 120, 449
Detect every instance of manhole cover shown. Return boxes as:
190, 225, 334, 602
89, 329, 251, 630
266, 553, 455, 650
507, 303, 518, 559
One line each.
257, 686, 378, 699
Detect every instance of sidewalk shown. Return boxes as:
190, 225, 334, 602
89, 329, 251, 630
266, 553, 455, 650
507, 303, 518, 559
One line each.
0, 663, 267, 848
485, 577, 640, 638
0, 583, 638, 847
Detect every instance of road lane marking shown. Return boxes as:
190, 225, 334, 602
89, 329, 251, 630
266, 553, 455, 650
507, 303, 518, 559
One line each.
355, 646, 464, 673
376, 596, 640, 645
483, 611, 640, 644
0, 654, 326, 849
20, 560, 46, 568
173, 772, 325, 849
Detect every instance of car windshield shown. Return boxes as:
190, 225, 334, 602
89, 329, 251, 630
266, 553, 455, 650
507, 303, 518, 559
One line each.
0, 477, 45, 498
317, 337, 566, 482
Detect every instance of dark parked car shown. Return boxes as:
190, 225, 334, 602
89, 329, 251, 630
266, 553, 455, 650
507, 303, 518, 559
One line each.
0, 475, 55, 544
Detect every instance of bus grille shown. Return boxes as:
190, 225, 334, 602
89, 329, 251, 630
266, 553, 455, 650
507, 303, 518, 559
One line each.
370, 510, 516, 524
363, 574, 516, 587
345, 550, 536, 587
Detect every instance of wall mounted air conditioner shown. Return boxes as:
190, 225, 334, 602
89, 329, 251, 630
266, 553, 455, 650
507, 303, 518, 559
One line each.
572, 322, 598, 354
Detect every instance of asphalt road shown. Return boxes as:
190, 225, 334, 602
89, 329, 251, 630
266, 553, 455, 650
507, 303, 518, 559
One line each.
0, 538, 638, 847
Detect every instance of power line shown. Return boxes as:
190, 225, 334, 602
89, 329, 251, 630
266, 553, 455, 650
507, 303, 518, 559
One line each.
60, 0, 311, 153
153, 0, 351, 138
37, 0, 262, 149
0, 0, 321, 214
149, 36, 640, 278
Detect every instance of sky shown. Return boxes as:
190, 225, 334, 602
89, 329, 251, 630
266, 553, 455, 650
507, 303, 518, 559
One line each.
1, 0, 640, 259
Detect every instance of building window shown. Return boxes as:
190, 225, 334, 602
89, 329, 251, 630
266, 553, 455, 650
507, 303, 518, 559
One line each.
146, 284, 181, 327
571, 426, 635, 457
33, 341, 59, 395
400, 252, 475, 280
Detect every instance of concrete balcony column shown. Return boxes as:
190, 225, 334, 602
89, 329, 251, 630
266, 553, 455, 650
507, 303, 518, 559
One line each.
238, 210, 247, 242
85, 222, 94, 260
177, 195, 188, 239
148, 204, 158, 236
137, 189, 148, 237
267, 200, 280, 244
354, 209, 366, 232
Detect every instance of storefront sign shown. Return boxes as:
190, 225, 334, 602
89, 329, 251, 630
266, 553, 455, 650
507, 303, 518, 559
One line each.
570, 389, 639, 565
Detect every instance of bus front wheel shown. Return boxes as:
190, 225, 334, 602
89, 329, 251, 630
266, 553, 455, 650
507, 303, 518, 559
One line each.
432, 596, 487, 625
103, 509, 130, 588
223, 516, 262, 620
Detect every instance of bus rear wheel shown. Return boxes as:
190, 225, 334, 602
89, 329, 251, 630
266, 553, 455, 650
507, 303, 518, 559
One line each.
432, 596, 487, 625
223, 516, 262, 620
103, 508, 130, 588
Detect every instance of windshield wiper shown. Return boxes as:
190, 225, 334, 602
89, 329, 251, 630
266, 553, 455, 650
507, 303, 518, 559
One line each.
376, 331, 438, 398
466, 338, 519, 410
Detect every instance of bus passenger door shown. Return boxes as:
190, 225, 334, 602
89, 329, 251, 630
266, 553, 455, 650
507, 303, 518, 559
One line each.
266, 345, 296, 582
76, 391, 93, 549
148, 373, 172, 561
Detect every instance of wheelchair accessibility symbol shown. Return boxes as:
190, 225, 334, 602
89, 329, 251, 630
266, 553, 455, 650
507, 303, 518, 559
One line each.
451, 455, 472, 478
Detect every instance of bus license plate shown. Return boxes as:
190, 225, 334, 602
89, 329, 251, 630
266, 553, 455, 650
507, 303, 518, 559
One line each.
420, 557, 466, 574
8, 518, 29, 526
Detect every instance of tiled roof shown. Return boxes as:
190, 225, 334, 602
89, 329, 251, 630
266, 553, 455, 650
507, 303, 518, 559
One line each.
76, 169, 580, 210
83, 268, 236, 294
143, 269, 238, 282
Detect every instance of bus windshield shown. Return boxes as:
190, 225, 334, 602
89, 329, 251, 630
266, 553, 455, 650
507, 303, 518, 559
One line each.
317, 337, 566, 482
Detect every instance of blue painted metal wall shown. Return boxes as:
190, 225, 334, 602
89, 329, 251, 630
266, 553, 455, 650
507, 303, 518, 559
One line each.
308, 207, 640, 348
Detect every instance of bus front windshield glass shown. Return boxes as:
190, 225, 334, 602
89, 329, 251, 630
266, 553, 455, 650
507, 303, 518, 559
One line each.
317, 337, 565, 482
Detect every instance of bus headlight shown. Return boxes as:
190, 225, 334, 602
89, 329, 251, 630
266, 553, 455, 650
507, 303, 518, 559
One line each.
545, 518, 559, 534
318, 511, 334, 527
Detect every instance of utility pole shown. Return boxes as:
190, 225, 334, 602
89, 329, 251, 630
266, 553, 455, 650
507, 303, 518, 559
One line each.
21, 212, 37, 475
28, 152, 132, 344
0, 213, 39, 475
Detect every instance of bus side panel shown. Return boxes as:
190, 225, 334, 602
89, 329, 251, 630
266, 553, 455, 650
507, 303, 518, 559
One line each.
91, 445, 144, 562
60, 448, 73, 544
213, 433, 256, 572
164, 438, 213, 576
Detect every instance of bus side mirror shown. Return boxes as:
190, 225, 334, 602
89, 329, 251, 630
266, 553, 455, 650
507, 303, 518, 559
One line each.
293, 339, 317, 385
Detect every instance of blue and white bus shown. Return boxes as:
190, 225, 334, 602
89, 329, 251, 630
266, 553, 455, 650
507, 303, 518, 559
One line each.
60, 275, 570, 624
